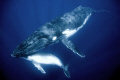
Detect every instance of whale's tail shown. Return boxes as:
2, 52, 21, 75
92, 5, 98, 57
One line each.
63, 64, 70, 78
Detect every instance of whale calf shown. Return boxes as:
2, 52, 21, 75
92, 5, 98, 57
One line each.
25, 53, 70, 78
11, 6, 94, 78
11, 6, 93, 58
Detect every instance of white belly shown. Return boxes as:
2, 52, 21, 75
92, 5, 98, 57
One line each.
27, 54, 62, 67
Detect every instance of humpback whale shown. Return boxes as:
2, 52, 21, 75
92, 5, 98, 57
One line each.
11, 6, 93, 58
11, 6, 94, 78
26, 53, 70, 78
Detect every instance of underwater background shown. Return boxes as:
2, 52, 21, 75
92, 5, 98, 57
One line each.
0, 0, 120, 80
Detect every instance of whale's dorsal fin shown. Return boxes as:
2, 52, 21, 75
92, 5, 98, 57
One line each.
61, 36, 85, 58
32, 62, 46, 74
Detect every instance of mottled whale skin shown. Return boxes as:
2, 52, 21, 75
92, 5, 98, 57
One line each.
11, 6, 93, 58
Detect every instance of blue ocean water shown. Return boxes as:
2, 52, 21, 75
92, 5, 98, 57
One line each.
0, 0, 120, 80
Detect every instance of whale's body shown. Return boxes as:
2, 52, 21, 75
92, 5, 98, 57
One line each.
26, 53, 70, 78
11, 6, 93, 78
12, 6, 92, 58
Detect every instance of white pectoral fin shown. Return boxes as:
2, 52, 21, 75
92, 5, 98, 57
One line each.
61, 37, 85, 58
63, 64, 70, 78
32, 62, 46, 74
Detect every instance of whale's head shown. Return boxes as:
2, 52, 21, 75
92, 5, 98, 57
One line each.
11, 44, 29, 58
11, 41, 36, 58
11, 34, 55, 58
11, 49, 25, 58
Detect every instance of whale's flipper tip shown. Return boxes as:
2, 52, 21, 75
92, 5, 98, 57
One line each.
32, 62, 46, 74
78, 52, 85, 58
63, 64, 70, 78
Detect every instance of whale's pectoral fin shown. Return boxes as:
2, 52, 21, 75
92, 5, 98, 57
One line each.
63, 64, 70, 78
32, 62, 46, 74
61, 37, 85, 58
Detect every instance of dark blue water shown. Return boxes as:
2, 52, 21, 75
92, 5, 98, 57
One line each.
1, 0, 120, 80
